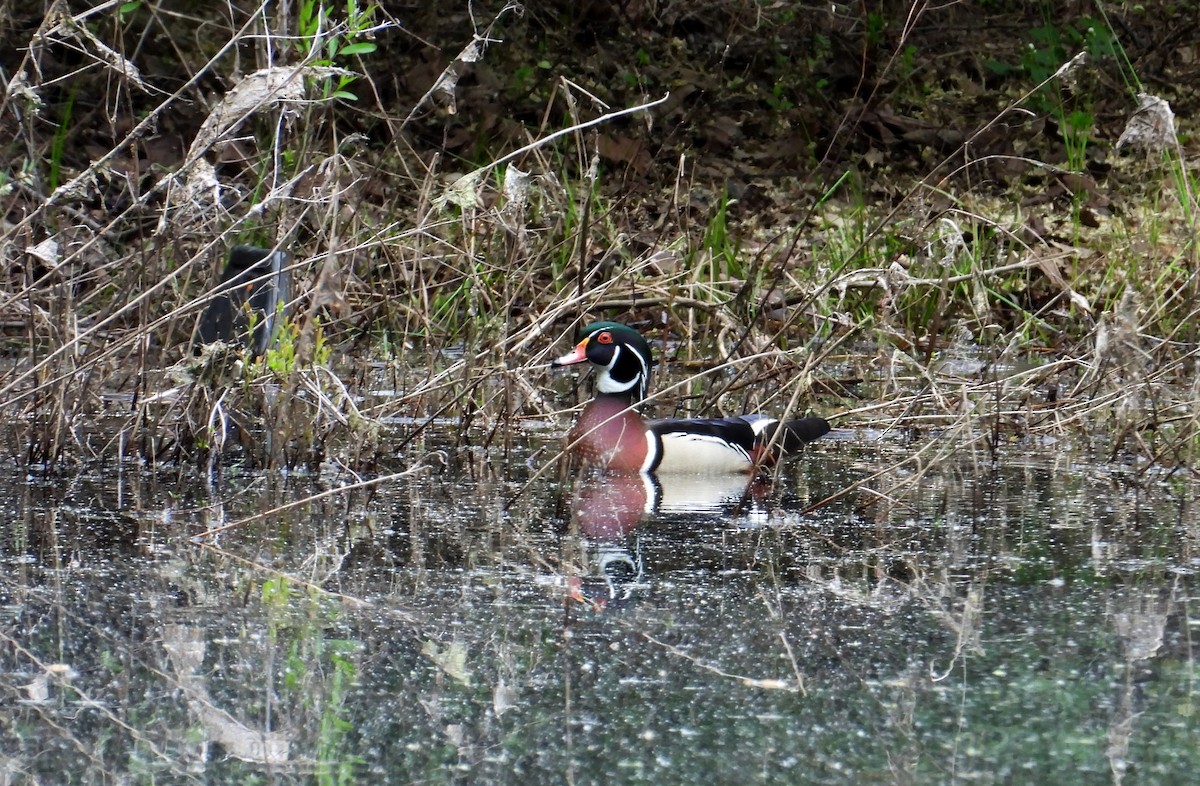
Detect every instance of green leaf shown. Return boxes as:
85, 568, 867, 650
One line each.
330, 90, 359, 101
299, 0, 317, 34
984, 58, 1013, 76
338, 42, 377, 56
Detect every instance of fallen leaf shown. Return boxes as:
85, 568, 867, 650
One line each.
422, 639, 472, 686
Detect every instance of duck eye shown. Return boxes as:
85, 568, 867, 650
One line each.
596, 331, 613, 345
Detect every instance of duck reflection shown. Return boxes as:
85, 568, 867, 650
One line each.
567, 471, 774, 610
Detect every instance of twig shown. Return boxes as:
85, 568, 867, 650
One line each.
642, 632, 803, 692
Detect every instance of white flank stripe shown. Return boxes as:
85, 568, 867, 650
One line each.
654, 432, 753, 474
640, 430, 659, 474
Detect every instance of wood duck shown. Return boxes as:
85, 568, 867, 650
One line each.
551, 322, 830, 474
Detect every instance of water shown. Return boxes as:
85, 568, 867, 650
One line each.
1, 431, 1197, 785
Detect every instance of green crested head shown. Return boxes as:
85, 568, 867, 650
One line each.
553, 322, 653, 402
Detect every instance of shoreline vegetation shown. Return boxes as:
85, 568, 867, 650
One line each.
2, 7, 1198, 780
1, 1, 1196, 483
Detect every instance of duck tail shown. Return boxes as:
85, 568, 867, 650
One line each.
767, 417, 831, 452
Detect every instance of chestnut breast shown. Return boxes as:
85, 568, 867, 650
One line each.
567, 397, 653, 473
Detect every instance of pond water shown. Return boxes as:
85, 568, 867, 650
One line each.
2, 428, 1198, 785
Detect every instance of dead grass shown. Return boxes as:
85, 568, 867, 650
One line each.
0, 1, 1197, 490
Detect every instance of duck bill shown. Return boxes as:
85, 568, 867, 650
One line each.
551, 339, 589, 367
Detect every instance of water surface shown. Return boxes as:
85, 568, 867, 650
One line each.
2, 431, 1197, 784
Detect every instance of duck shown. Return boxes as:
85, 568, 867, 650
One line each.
551, 321, 830, 474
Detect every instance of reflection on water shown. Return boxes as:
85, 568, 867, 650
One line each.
569, 472, 779, 609
1, 436, 1198, 784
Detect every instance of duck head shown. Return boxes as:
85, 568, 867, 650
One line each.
551, 322, 652, 402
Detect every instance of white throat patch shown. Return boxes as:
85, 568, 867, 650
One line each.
595, 345, 643, 396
